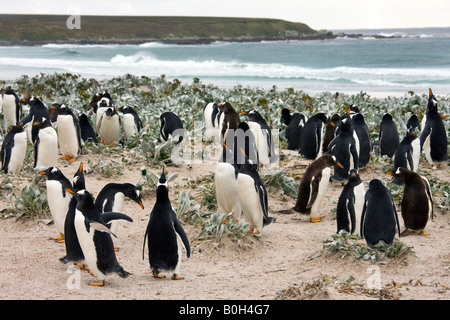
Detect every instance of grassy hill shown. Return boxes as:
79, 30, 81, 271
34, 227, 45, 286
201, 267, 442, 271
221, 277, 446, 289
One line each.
0, 14, 333, 45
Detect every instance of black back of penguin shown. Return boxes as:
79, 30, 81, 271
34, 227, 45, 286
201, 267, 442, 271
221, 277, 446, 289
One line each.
285, 112, 307, 150
352, 113, 371, 168
160, 111, 184, 144
379, 113, 399, 157
1, 124, 26, 173
360, 179, 400, 246
394, 128, 418, 175
299, 113, 327, 160
19, 96, 50, 127
143, 169, 190, 272
78, 113, 98, 143
336, 169, 363, 234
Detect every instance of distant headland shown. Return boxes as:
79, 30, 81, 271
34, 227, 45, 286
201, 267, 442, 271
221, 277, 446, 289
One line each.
0, 14, 395, 46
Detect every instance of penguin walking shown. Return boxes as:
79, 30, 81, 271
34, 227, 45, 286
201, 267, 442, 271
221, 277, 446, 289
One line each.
95, 182, 144, 236
56, 104, 82, 162
60, 162, 87, 268
143, 167, 190, 280
1, 86, 21, 130
39, 167, 73, 242
420, 88, 448, 165
237, 148, 276, 234
78, 113, 97, 143
378, 113, 399, 157
204, 102, 224, 142
32, 117, 58, 169
1, 124, 27, 174
116, 105, 143, 141
393, 128, 420, 182
218, 102, 240, 142
241, 109, 276, 166
352, 113, 372, 168
159, 111, 184, 145
284, 154, 343, 222
322, 114, 340, 154
98, 107, 121, 146
386, 167, 433, 236
66, 188, 133, 286
299, 113, 327, 160
327, 117, 359, 181
360, 179, 401, 247
336, 169, 366, 235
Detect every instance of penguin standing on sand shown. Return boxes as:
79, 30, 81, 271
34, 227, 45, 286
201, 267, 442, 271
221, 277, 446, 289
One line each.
352, 113, 372, 168
1, 124, 27, 174
360, 179, 400, 247
66, 188, 133, 286
159, 111, 184, 145
60, 162, 87, 267
281, 154, 343, 223
204, 102, 224, 141
393, 128, 420, 182
241, 109, 276, 166
32, 117, 58, 169
336, 169, 366, 235
116, 105, 143, 141
420, 88, 448, 165
386, 167, 433, 236
322, 114, 340, 154
1, 86, 21, 130
78, 113, 97, 143
39, 167, 73, 242
378, 113, 399, 157
98, 107, 121, 146
282, 109, 307, 151
299, 113, 327, 160
219, 102, 241, 142
327, 117, 359, 181
56, 104, 82, 162
237, 148, 276, 234
95, 182, 144, 236
143, 167, 190, 280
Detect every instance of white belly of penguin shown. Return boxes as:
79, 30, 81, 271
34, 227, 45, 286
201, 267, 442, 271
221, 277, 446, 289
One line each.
411, 138, 420, 171
2, 95, 17, 128
423, 127, 433, 164
121, 114, 137, 140
8, 131, 27, 174
215, 163, 241, 220
237, 173, 264, 232
99, 116, 120, 145
309, 167, 330, 218
57, 115, 79, 157
74, 209, 104, 279
353, 183, 366, 236
103, 193, 124, 235
36, 128, 58, 168
248, 122, 270, 166
46, 180, 72, 234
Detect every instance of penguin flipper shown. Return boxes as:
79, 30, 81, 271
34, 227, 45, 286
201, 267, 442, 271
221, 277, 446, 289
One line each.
171, 215, 191, 258
347, 198, 356, 234
89, 221, 117, 237
306, 173, 322, 209
102, 212, 133, 223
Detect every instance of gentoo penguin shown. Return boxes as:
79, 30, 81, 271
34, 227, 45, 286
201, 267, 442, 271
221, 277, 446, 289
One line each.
66, 188, 133, 286
19, 96, 50, 143
95, 183, 144, 236
78, 113, 97, 143
1, 124, 27, 174
32, 117, 58, 169
420, 88, 448, 165
218, 102, 240, 142
336, 169, 366, 235
159, 111, 184, 145
322, 113, 340, 154
237, 148, 276, 234
393, 128, 420, 182
241, 109, 276, 166
360, 179, 401, 247
386, 167, 433, 236
283, 110, 307, 151
281, 108, 293, 127
327, 117, 359, 181
1, 86, 21, 130
116, 105, 143, 141
285, 154, 343, 222
378, 113, 399, 157
406, 114, 421, 131
38, 167, 73, 242
60, 162, 87, 267
352, 113, 372, 168
94, 93, 113, 134
299, 113, 327, 160
143, 167, 190, 280
204, 102, 224, 141
56, 104, 82, 162
98, 107, 121, 146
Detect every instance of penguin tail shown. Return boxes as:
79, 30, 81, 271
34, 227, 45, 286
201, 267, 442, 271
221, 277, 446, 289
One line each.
117, 268, 132, 278
263, 217, 276, 226
278, 207, 295, 214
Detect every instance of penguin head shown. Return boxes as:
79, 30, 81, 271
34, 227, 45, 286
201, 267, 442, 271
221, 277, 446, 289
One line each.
315, 113, 328, 123
281, 108, 291, 124
427, 88, 438, 113
33, 117, 50, 129
73, 162, 86, 191
105, 107, 117, 118
406, 127, 417, 139
330, 155, 344, 169
340, 117, 353, 132
386, 167, 411, 181
122, 183, 145, 209
368, 179, 385, 192
38, 166, 63, 180
158, 166, 168, 188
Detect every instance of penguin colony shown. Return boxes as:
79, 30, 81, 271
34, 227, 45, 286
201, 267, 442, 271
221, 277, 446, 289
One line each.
0, 86, 447, 288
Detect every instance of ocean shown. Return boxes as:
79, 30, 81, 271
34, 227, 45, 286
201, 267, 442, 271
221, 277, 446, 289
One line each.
1, 27, 449, 96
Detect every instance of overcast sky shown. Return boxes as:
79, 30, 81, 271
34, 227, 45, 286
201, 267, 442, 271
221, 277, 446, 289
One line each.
4, 0, 450, 30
